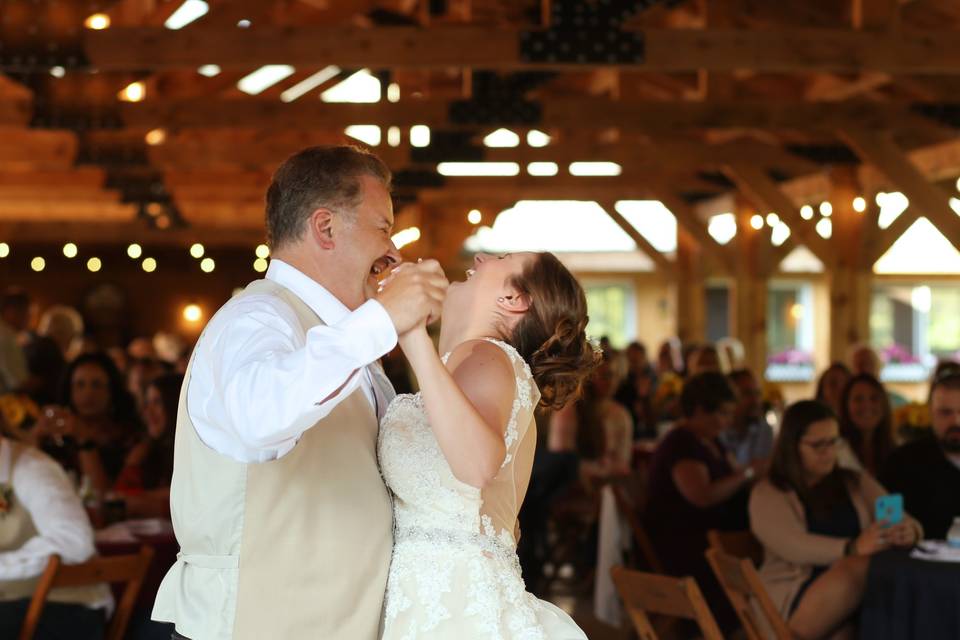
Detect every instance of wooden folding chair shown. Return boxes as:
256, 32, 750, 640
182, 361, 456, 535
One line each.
707, 529, 764, 567
610, 565, 724, 640
611, 484, 663, 573
19, 545, 155, 640
705, 548, 792, 640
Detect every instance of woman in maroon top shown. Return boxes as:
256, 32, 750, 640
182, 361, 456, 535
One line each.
643, 372, 764, 631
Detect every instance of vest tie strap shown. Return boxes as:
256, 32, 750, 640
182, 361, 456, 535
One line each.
177, 552, 239, 569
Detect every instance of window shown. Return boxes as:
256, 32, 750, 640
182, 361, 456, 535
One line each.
582, 281, 636, 349
766, 281, 815, 381
871, 284, 960, 381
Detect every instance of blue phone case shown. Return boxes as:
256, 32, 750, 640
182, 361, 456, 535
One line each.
875, 493, 904, 527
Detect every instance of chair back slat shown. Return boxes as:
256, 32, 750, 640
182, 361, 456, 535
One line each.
705, 547, 792, 640
18, 546, 154, 640
707, 529, 764, 567
611, 565, 724, 640
611, 485, 663, 573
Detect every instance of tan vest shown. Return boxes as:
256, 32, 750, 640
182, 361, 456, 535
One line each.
0, 439, 110, 608
152, 279, 394, 640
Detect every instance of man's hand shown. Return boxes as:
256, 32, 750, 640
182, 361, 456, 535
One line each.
375, 259, 448, 335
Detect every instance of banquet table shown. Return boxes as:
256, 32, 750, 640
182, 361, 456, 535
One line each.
860, 548, 960, 640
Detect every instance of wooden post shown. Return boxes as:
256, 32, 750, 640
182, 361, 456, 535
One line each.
731, 198, 769, 377
827, 166, 872, 363
675, 228, 706, 344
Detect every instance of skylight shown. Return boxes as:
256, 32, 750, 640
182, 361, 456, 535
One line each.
345, 125, 381, 146
164, 0, 208, 29
615, 200, 678, 253
483, 128, 520, 148
875, 218, 960, 274
569, 162, 622, 177
280, 66, 341, 103
437, 162, 520, 177
237, 65, 296, 95
321, 69, 381, 103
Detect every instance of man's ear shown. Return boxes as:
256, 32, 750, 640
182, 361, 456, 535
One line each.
307, 208, 336, 250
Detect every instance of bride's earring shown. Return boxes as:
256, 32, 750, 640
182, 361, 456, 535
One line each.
498, 295, 513, 304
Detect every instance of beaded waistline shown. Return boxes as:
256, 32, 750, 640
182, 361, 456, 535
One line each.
395, 525, 519, 567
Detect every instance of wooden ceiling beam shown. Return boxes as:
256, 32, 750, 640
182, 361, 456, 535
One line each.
77, 27, 960, 73
109, 98, 950, 134
0, 202, 135, 223
841, 128, 960, 259
723, 162, 833, 263
595, 200, 674, 272
0, 129, 77, 168
0, 221, 264, 247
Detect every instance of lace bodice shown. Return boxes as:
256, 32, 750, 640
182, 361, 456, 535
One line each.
378, 338, 587, 639
378, 338, 539, 545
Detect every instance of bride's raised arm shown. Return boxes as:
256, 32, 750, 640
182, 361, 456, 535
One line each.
398, 328, 514, 489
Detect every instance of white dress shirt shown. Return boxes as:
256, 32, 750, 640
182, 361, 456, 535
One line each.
0, 439, 98, 582
186, 259, 398, 463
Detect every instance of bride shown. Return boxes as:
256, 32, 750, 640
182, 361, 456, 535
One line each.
378, 251, 598, 639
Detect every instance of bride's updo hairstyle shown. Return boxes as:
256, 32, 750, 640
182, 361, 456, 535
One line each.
506, 252, 600, 409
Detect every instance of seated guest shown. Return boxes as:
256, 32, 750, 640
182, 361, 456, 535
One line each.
614, 342, 658, 440
686, 343, 722, 376
751, 401, 921, 640
721, 368, 774, 466
838, 374, 896, 475
880, 368, 960, 539
30, 353, 142, 494
552, 356, 633, 483
0, 434, 112, 639
644, 372, 760, 631
114, 373, 181, 519
0, 288, 29, 395
815, 362, 851, 418
848, 344, 907, 408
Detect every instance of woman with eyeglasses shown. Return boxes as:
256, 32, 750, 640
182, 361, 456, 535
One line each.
750, 400, 922, 640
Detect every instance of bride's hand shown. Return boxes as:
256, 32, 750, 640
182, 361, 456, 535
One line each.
397, 322, 430, 354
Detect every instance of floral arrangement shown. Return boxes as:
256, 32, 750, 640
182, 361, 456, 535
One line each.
0, 393, 40, 432
653, 371, 684, 420
893, 401, 931, 442
880, 344, 921, 365
767, 349, 814, 366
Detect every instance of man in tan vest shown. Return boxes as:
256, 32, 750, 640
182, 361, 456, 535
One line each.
152, 146, 447, 640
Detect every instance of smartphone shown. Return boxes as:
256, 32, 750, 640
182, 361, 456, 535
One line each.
875, 493, 904, 528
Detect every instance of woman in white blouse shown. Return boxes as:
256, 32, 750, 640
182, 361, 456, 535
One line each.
0, 434, 111, 639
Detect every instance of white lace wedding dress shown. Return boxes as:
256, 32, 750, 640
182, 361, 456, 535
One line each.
378, 338, 588, 640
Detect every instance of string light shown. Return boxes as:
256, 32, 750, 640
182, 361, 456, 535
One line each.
800, 205, 814, 220
190, 243, 205, 259
142, 257, 157, 273
750, 214, 764, 230
255, 244, 270, 259
84, 13, 111, 30
145, 128, 167, 145
765, 213, 780, 227
0, 243, 9, 258
467, 209, 482, 225
31, 257, 45, 272
853, 196, 867, 213
119, 82, 146, 102
127, 243, 143, 259
63, 243, 78, 258
253, 258, 268, 273
182, 304, 203, 322
87, 257, 102, 272
200, 258, 215, 273
819, 201, 833, 217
